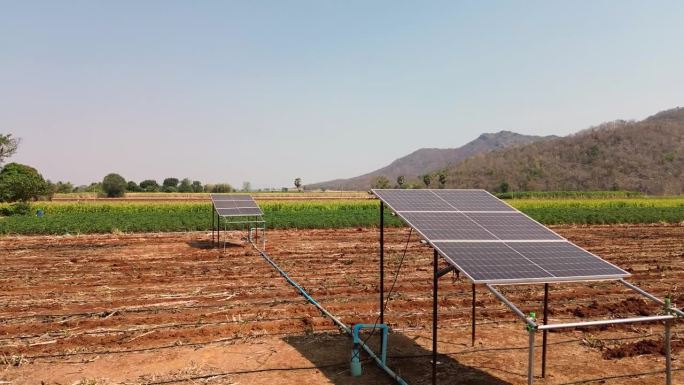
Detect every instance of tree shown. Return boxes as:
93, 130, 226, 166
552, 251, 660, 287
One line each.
54, 181, 74, 193
371, 176, 391, 189
0, 134, 20, 166
0, 163, 50, 202
163, 178, 179, 188
139, 179, 160, 192
396, 175, 405, 188
421, 174, 432, 188
102, 173, 127, 197
126, 181, 141, 192
191, 180, 203, 192
84, 182, 103, 193
242, 181, 251, 192
437, 171, 447, 188
497, 181, 510, 193
178, 178, 193, 193
294, 178, 302, 190
212, 183, 233, 193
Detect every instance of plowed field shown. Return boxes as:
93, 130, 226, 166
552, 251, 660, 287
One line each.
0, 225, 681, 384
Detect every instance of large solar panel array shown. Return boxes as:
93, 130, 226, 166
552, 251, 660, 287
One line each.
373, 189, 629, 284
210, 194, 263, 217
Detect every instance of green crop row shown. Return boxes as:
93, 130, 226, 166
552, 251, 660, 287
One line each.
496, 191, 645, 199
0, 197, 683, 235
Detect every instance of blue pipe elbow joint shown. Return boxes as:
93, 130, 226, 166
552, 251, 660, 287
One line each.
350, 324, 389, 377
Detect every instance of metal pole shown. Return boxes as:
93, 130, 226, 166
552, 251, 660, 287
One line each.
378, 200, 386, 361
486, 284, 538, 329
528, 329, 535, 385
537, 314, 675, 330
432, 249, 438, 385
542, 283, 549, 378
380, 201, 384, 325
620, 279, 684, 317
665, 319, 672, 385
212, 204, 215, 245
471, 283, 476, 347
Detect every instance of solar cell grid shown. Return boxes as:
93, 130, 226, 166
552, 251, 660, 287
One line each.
210, 194, 253, 201
508, 242, 628, 279
465, 212, 563, 241
237, 207, 263, 215
432, 242, 550, 282
399, 212, 496, 240
374, 189, 453, 212
213, 200, 237, 209
433, 190, 515, 212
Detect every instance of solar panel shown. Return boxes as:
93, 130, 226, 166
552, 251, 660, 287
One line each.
463, 212, 562, 241
373, 189, 630, 284
210, 194, 264, 217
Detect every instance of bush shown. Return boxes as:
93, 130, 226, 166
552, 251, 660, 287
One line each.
163, 178, 179, 188
0, 202, 32, 216
212, 184, 234, 193
102, 173, 127, 197
178, 178, 193, 193
0, 163, 50, 202
126, 181, 141, 192
140, 180, 160, 192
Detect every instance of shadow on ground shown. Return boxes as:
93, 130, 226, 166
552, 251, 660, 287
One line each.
283, 332, 514, 385
186, 240, 244, 249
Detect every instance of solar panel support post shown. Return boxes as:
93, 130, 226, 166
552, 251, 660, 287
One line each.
432, 248, 438, 385
665, 318, 672, 385
527, 329, 535, 385
471, 284, 476, 347
541, 283, 549, 378
379, 201, 384, 326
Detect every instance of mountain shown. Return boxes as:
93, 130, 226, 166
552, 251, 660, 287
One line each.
442, 107, 684, 194
307, 131, 556, 190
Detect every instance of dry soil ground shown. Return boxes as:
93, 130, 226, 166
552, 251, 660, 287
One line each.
0, 225, 682, 384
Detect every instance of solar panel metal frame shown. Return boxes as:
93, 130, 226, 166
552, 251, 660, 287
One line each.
372, 189, 630, 284
210, 194, 264, 217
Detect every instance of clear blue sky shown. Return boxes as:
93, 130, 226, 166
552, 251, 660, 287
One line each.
2, 1, 683, 188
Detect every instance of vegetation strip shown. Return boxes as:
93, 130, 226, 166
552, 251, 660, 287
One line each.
1, 197, 684, 234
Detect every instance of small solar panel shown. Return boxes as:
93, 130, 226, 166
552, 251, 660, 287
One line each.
211, 194, 263, 217
373, 189, 630, 284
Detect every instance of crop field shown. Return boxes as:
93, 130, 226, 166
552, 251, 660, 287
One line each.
0, 224, 681, 384
1, 196, 684, 235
